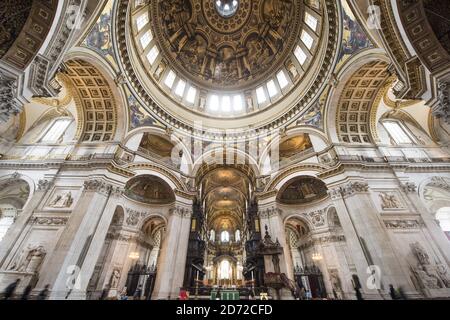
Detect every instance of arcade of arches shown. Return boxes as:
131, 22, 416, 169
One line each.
1, 0, 450, 300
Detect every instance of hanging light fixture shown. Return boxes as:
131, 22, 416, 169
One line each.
129, 252, 140, 260
312, 250, 323, 261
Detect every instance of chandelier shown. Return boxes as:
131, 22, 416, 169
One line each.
312, 252, 323, 261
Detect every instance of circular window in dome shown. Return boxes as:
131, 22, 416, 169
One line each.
215, 0, 239, 18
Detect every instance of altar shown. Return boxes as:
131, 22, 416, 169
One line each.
211, 290, 240, 301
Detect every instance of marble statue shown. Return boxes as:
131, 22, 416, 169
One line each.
329, 269, 343, 293
411, 242, 430, 266
50, 191, 74, 208
411, 265, 442, 290
9, 245, 46, 273
110, 269, 121, 288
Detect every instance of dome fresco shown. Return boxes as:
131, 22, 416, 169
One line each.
124, 0, 335, 130
1, 0, 450, 303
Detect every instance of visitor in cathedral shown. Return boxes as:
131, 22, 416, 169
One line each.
305, 290, 312, 300
216, 288, 221, 300
389, 284, 399, 300
21, 285, 33, 300
100, 286, 110, 300
119, 288, 128, 300
2, 279, 20, 300
133, 285, 142, 300
37, 285, 50, 300
355, 287, 364, 301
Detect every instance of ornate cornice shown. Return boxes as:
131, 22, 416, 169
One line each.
126, 163, 187, 191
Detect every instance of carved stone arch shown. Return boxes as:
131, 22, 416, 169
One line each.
0, 174, 33, 210
284, 214, 313, 238
123, 126, 194, 172
192, 148, 260, 183
265, 164, 327, 193
60, 49, 127, 143
111, 205, 125, 227
124, 175, 176, 206
276, 176, 328, 206
325, 49, 390, 144
138, 213, 168, 237
326, 206, 342, 228
419, 176, 450, 214
258, 126, 331, 172
124, 166, 187, 192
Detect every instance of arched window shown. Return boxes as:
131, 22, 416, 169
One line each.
210, 229, 215, 242
382, 120, 415, 145
40, 118, 72, 143
221, 230, 230, 242
235, 230, 241, 242
0, 206, 17, 243
218, 259, 232, 280
436, 207, 450, 241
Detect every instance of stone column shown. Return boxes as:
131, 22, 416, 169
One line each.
68, 186, 123, 298
330, 181, 412, 299
401, 182, 450, 265
48, 180, 116, 300
152, 202, 192, 300
328, 186, 372, 298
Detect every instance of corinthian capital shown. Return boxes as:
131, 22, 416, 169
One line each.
83, 179, 113, 195
171, 206, 192, 219
329, 181, 369, 199
37, 179, 54, 191
258, 206, 281, 219
400, 182, 417, 193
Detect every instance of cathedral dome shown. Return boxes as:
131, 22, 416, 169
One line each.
119, 0, 339, 137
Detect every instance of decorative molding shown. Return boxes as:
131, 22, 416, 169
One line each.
328, 181, 370, 200
299, 234, 346, 249
384, 219, 424, 230
0, 72, 22, 123
400, 182, 417, 193
83, 179, 123, 196
170, 206, 192, 219
125, 208, 148, 227
31, 216, 68, 226
427, 176, 450, 192
433, 80, 449, 124
307, 209, 326, 228
258, 207, 281, 219
37, 179, 54, 192
379, 191, 404, 210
